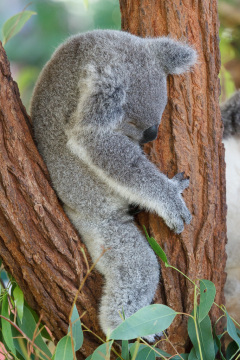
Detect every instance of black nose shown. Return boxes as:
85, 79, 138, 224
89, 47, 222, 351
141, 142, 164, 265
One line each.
140, 124, 158, 144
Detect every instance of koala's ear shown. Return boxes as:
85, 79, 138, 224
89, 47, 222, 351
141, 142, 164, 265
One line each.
78, 64, 126, 129
150, 37, 197, 75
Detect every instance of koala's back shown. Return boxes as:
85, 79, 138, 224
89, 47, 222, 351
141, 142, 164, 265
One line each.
31, 31, 140, 154
30, 31, 139, 219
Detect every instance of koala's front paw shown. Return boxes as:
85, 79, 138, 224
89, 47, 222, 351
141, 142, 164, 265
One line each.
162, 173, 192, 234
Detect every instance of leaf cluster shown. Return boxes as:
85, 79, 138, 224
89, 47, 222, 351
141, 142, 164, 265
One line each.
0, 229, 240, 360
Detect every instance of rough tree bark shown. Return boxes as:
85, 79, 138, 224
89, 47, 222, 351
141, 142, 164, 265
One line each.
0, 43, 103, 359
0, 0, 226, 358
120, 0, 227, 354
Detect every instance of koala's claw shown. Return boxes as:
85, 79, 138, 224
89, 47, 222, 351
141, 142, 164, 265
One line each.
177, 208, 191, 232
173, 171, 185, 181
179, 200, 192, 226
184, 210, 192, 225
180, 178, 190, 192
172, 172, 190, 193
173, 222, 184, 234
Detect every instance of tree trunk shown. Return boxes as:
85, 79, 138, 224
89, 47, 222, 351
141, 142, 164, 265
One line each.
120, 0, 227, 354
0, 42, 103, 359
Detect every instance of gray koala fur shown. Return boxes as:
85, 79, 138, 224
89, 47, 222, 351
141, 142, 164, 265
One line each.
221, 90, 240, 138
30, 30, 196, 340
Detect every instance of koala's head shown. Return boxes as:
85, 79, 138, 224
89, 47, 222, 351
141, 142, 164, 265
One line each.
79, 31, 197, 144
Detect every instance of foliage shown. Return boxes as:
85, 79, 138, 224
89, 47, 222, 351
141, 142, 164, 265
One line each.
2, 10, 36, 46
218, 0, 240, 101
219, 26, 237, 102
0, 0, 121, 110
0, 232, 240, 360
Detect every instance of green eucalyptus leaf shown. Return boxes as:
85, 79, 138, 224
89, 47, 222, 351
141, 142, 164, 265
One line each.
54, 334, 74, 360
135, 347, 156, 360
236, 327, 240, 337
130, 344, 186, 360
197, 314, 215, 360
226, 311, 240, 348
143, 226, 169, 265
213, 328, 226, 360
85, 356, 92, 360
198, 280, 216, 322
188, 313, 201, 360
188, 311, 214, 360
91, 340, 113, 360
12, 326, 31, 360
226, 341, 240, 360
121, 340, 129, 360
188, 347, 198, 360
23, 303, 52, 341
172, 354, 189, 360
17, 305, 52, 359
13, 286, 24, 323
129, 343, 145, 357
110, 304, 176, 340
2, 10, 36, 46
1, 294, 16, 356
16, 349, 26, 360
68, 304, 83, 351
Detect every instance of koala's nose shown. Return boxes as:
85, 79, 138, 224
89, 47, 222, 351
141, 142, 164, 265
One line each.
140, 124, 158, 144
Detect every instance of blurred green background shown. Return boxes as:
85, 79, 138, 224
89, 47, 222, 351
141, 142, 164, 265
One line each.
0, 0, 121, 109
0, 0, 239, 110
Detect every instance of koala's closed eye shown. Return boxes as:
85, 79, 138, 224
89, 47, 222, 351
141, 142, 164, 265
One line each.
128, 121, 138, 128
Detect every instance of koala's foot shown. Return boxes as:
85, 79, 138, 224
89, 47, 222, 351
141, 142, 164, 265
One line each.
97, 222, 160, 338
142, 332, 163, 343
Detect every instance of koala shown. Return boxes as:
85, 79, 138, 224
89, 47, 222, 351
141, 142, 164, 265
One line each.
30, 30, 196, 340
221, 90, 240, 323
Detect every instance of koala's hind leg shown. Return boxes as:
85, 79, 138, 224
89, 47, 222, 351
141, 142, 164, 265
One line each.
64, 206, 160, 337
86, 220, 159, 337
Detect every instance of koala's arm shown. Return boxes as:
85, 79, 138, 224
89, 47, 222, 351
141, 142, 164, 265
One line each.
67, 129, 191, 233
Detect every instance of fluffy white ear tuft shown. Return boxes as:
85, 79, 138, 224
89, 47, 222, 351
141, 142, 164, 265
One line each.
150, 37, 197, 75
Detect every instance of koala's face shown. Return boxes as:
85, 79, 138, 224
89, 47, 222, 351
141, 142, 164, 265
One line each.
81, 32, 196, 144
118, 69, 168, 145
